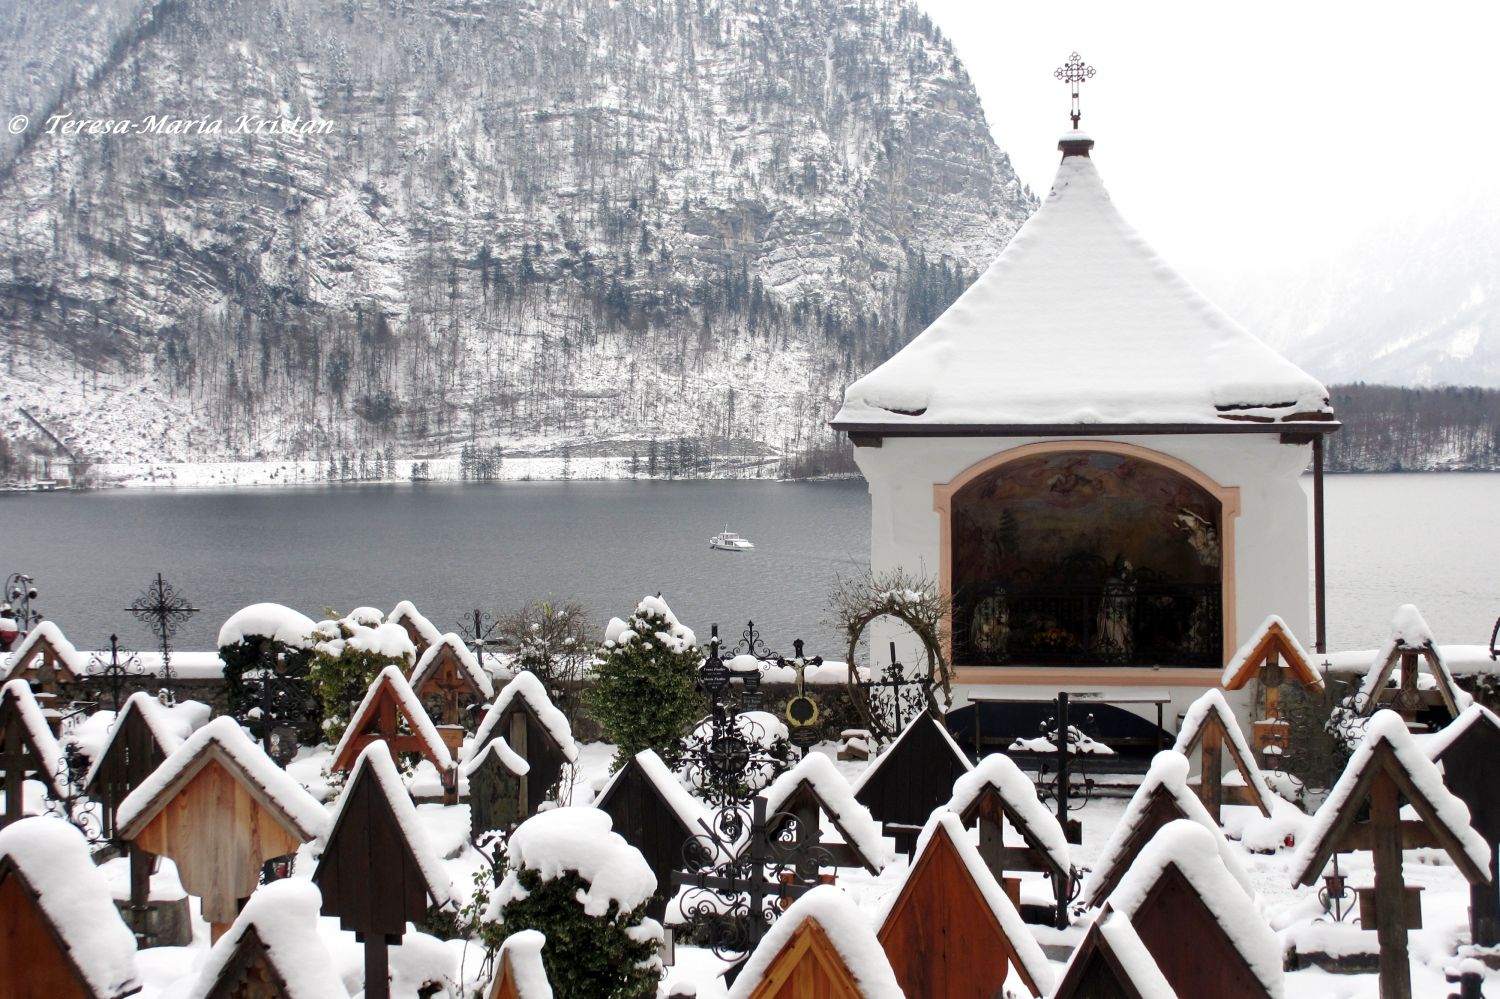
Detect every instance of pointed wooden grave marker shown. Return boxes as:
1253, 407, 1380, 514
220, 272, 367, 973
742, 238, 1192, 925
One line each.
942, 752, 1072, 926
315, 740, 453, 999
1083, 751, 1251, 909
118, 717, 327, 941
330, 666, 455, 799
486, 929, 553, 999
409, 633, 493, 729
851, 709, 971, 853
462, 737, 528, 840
469, 671, 577, 815
759, 752, 890, 877
0, 816, 142, 999
1221, 617, 1321, 767
1171, 689, 1273, 822
1431, 704, 1500, 946
0, 622, 87, 697
1052, 905, 1179, 999
1356, 604, 1466, 726
387, 600, 442, 660
191, 879, 349, 999
596, 749, 708, 921
877, 812, 1052, 998
728, 885, 903, 999
0, 680, 66, 826
1293, 710, 1491, 999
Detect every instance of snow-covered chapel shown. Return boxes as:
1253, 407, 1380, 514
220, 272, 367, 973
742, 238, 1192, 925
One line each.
832, 130, 1338, 731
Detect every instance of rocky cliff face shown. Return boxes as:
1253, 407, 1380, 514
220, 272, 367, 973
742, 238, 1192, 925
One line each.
0, 0, 1033, 470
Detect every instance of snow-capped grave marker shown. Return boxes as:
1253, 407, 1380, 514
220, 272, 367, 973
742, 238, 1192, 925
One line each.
314, 741, 454, 999
1292, 711, 1490, 999
595, 748, 708, 921
1220, 615, 1322, 765
408, 633, 493, 729
0, 679, 66, 826
468, 671, 578, 816
387, 601, 443, 660
330, 666, 455, 799
1430, 704, 1500, 946
189, 878, 349, 999
1051, 904, 1179, 999
0, 620, 87, 698
851, 708, 970, 854
485, 929, 553, 999
117, 717, 327, 941
940, 752, 1072, 928
1356, 604, 1467, 726
461, 737, 528, 841
876, 811, 1052, 998
1083, 751, 1252, 909
758, 752, 890, 879
1171, 689, 1273, 823
0, 816, 142, 999
727, 884, 904, 999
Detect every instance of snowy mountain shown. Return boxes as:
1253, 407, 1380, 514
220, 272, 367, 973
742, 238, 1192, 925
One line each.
0, 0, 1033, 471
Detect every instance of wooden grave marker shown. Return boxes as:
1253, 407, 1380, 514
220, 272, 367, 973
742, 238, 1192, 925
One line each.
330, 666, 455, 799
486, 929, 553, 999
0, 621, 87, 699
0, 679, 66, 826
469, 671, 577, 816
462, 737, 529, 840
409, 633, 493, 729
315, 740, 454, 999
851, 709, 971, 853
1052, 904, 1179, 999
1356, 604, 1466, 726
191, 879, 350, 999
876, 812, 1053, 998
118, 717, 328, 941
1293, 710, 1491, 999
728, 885, 903, 999
1221, 615, 1322, 765
1430, 704, 1500, 946
1083, 750, 1250, 909
0, 816, 142, 999
758, 752, 890, 879
1171, 689, 1273, 823
941, 752, 1072, 927
387, 600, 442, 660
595, 748, 708, 921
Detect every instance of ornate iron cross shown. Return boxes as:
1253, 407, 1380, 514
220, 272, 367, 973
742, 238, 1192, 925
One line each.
87, 634, 147, 712
1054, 51, 1096, 129
857, 642, 933, 744
127, 573, 199, 698
457, 607, 504, 666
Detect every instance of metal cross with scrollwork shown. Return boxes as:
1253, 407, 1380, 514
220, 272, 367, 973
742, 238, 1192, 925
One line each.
457, 608, 504, 668
1054, 51, 1096, 129
779, 639, 824, 754
87, 635, 148, 712
126, 573, 199, 698
857, 642, 933, 745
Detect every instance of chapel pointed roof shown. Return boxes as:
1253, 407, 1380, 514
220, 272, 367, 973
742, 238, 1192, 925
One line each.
832, 137, 1335, 436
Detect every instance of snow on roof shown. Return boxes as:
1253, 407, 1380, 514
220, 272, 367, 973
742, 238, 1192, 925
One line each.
1083, 751, 1253, 904
0, 680, 64, 790
410, 633, 494, 700
1171, 689, 1273, 813
600, 749, 708, 836
1, 620, 88, 679
489, 807, 656, 918
603, 595, 698, 653
469, 670, 578, 764
1089, 906, 1180, 998
217, 603, 319, 649
941, 752, 1069, 873
850, 711, 972, 797
1292, 710, 1491, 882
1221, 614, 1321, 690
728, 884, 903, 999
458, 735, 530, 780
82, 691, 194, 791
328, 741, 453, 908
879, 811, 1053, 994
0, 817, 140, 998
758, 752, 892, 871
1426, 703, 1500, 762
1357, 604, 1469, 710
494, 929, 553, 999
117, 716, 327, 840
388, 600, 445, 647
832, 150, 1330, 430
1109, 820, 1284, 999
191, 878, 349, 999
332, 666, 453, 771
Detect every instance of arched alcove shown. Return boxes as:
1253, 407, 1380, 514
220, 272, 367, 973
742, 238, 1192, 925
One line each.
936, 446, 1235, 669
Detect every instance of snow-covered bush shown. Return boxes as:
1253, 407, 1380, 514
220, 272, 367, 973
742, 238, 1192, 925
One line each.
306, 610, 417, 743
588, 596, 702, 769
486, 808, 661, 999
499, 598, 595, 717
217, 603, 321, 744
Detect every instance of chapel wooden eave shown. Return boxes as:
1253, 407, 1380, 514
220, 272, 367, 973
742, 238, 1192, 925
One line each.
834, 418, 1341, 448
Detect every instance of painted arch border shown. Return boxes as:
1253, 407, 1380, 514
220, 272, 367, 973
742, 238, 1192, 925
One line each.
931, 440, 1240, 686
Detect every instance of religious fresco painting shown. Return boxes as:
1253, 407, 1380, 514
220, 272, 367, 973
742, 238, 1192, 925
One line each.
952, 451, 1222, 668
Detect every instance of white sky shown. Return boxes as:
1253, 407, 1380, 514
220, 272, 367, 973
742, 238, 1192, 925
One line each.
916, 1, 1500, 290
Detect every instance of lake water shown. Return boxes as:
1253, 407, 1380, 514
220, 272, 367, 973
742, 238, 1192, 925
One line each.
2, 474, 1497, 658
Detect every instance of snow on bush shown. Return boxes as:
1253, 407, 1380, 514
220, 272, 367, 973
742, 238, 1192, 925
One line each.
217, 602, 318, 648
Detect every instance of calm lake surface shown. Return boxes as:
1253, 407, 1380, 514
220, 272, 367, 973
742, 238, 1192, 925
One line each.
2, 474, 1496, 657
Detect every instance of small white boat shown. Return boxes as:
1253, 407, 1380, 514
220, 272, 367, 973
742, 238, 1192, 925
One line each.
709, 528, 755, 551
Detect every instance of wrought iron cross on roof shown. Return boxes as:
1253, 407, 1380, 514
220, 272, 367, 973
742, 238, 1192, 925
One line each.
1054, 51, 1096, 129
126, 573, 199, 698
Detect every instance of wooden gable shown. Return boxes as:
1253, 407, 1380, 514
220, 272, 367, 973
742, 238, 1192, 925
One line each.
767, 777, 884, 875
877, 818, 1047, 998
955, 779, 1069, 885
85, 699, 173, 840
485, 931, 552, 999
1431, 706, 1500, 945
1128, 863, 1273, 999
1172, 693, 1273, 821
1360, 642, 1464, 723
1084, 786, 1194, 908
595, 753, 701, 921
1, 625, 85, 694
465, 740, 527, 840
201, 925, 292, 999
330, 669, 451, 775
0, 681, 65, 824
853, 710, 970, 846
741, 918, 872, 999
387, 602, 438, 660
1052, 909, 1176, 999
472, 686, 570, 816
409, 637, 489, 729
0, 857, 132, 999
1221, 616, 1321, 692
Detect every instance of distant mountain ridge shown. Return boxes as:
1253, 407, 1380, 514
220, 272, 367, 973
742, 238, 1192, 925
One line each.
0, 0, 1034, 470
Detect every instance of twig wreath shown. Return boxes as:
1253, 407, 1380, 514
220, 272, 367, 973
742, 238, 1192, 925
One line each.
830, 567, 953, 733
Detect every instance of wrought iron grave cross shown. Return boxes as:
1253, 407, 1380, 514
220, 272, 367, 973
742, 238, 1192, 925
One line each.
87, 635, 146, 712
1054, 51, 1096, 129
126, 573, 199, 697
